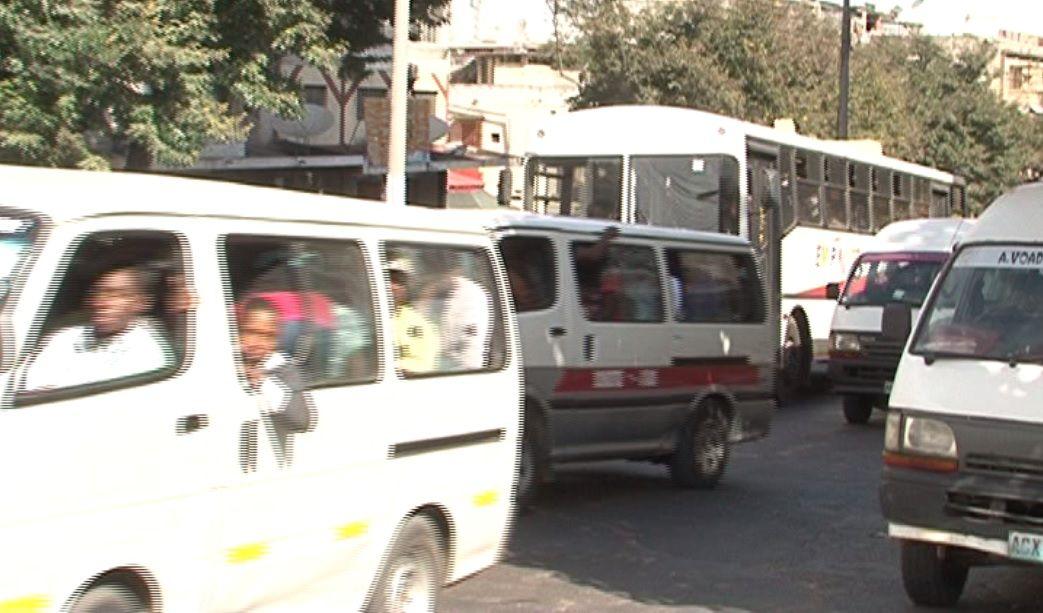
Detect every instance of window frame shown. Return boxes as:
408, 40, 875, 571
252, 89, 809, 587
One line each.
497, 234, 559, 314
381, 240, 510, 379
221, 233, 383, 391
569, 239, 666, 324
14, 229, 192, 408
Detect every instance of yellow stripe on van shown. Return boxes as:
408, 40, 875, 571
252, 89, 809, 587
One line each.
0, 595, 48, 613
227, 542, 269, 564
336, 521, 369, 540
474, 490, 498, 507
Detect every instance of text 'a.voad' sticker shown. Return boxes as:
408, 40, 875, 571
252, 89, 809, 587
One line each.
956, 245, 1043, 269
691, 159, 706, 173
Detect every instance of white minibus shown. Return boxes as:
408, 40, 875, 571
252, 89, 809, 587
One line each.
0, 165, 520, 612
479, 211, 775, 503
827, 218, 974, 424
880, 183, 1043, 608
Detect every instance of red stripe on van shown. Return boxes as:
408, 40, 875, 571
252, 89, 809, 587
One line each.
553, 364, 760, 393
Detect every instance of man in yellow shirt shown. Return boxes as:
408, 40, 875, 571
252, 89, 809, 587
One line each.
388, 259, 438, 374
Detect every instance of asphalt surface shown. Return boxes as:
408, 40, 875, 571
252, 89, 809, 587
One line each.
443, 392, 1043, 612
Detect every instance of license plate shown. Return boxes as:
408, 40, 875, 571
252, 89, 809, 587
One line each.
883, 381, 893, 394
1009, 531, 1043, 563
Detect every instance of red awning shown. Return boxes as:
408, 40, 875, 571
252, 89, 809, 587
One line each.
447, 168, 485, 193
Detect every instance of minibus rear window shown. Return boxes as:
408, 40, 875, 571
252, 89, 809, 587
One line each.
913, 245, 1043, 363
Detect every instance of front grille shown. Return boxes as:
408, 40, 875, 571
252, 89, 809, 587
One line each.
966, 454, 1043, 481
947, 491, 1043, 527
861, 335, 904, 362
838, 334, 902, 385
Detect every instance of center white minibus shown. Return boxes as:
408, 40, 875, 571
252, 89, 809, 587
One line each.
0, 165, 521, 613
880, 183, 1043, 608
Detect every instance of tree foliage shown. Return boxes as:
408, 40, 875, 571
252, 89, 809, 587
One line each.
0, 0, 448, 169
559, 0, 1041, 212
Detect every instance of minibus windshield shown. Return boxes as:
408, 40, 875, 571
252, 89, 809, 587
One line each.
842, 253, 947, 307
0, 216, 37, 303
912, 245, 1043, 363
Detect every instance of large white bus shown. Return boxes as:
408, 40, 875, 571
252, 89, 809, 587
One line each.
520, 105, 966, 395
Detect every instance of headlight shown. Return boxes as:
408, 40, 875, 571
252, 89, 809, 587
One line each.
885, 412, 902, 452
902, 416, 957, 458
830, 332, 862, 353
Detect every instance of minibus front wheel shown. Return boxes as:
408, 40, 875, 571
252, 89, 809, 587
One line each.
367, 515, 446, 613
69, 583, 147, 613
900, 540, 969, 608
670, 398, 731, 489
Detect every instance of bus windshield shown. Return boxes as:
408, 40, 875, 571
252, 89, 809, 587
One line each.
912, 245, 1043, 362
842, 253, 947, 307
631, 155, 740, 234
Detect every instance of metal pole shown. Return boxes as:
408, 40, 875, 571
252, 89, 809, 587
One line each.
386, 0, 411, 206
837, 0, 851, 139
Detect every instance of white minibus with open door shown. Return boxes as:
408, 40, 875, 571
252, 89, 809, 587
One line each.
880, 183, 1043, 608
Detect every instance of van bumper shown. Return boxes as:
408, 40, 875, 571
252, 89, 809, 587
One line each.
731, 397, 773, 443
828, 355, 896, 397
881, 464, 1043, 561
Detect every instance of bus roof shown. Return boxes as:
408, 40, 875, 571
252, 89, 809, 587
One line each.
446, 208, 752, 248
530, 105, 959, 184
870, 218, 977, 253
964, 182, 1043, 245
0, 165, 491, 235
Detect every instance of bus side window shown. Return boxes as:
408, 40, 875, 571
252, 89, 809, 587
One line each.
778, 146, 797, 232
824, 156, 847, 230
849, 163, 871, 233
892, 173, 912, 221
871, 167, 892, 231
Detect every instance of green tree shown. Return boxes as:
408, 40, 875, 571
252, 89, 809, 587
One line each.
0, 0, 448, 170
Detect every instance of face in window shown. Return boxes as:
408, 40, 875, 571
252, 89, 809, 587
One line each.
508, 268, 539, 311
88, 267, 150, 339
239, 301, 280, 386
389, 270, 409, 308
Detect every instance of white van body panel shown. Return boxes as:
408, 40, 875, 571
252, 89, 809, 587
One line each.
0, 166, 520, 612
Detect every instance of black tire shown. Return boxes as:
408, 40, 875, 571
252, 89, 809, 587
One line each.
517, 413, 547, 511
367, 516, 445, 613
842, 395, 874, 425
670, 399, 731, 489
778, 311, 812, 404
900, 540, 969, 608
69, 584, 146, 613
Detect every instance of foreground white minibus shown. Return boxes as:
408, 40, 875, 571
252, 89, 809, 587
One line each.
827, 218, 974, 424
880, 183, 1043, 608
0, 166, 520, 612
478, 211, 776, 503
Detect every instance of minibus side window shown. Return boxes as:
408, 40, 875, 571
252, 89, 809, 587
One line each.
571, 242, 664, 323
665, 249, 764, 324
383, 243, 507, 377
498, 235, 556, 312
224, 235, 379, 388
15, 232, 187, 399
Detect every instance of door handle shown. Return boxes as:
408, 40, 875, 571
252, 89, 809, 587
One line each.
583, 334, 596, 361
177, 413, 210, 435
549, 326, 567, 337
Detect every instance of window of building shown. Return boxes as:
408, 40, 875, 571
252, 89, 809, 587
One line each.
666, 249, 764, 324
224, 235, 379, 387
303, 84, 328, 107
384, 243, 506, 377
571, 242, 663, 323
17, 232, 187, 398
498, 236, 556, 312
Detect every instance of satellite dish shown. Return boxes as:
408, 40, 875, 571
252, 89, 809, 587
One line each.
429, 116, 449, 142
273, 103, 335, 139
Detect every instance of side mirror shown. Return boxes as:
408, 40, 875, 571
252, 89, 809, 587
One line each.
825, 282, 840, 301
881, 302, 912, 342
497, 168, 513, 207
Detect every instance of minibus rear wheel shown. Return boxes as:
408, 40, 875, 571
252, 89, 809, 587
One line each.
367, 515, 446, 613
842, 395, 874, 425
900, 540, 968, 608
69, 583, 147, 613
670, 398, 730, 489
517, 413, 547, 510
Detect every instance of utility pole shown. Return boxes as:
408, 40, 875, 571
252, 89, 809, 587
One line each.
837, 0, 852, 139
386, 0, 411, 206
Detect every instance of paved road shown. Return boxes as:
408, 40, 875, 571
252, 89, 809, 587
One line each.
444, 392, 1043, 612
